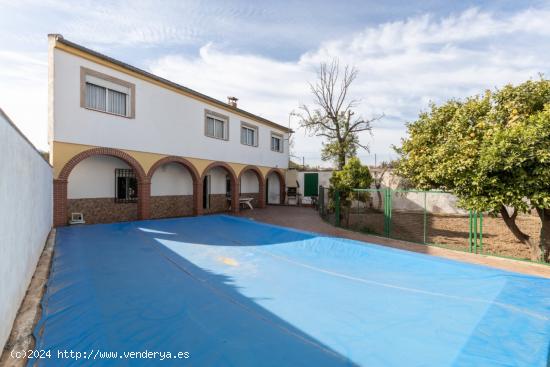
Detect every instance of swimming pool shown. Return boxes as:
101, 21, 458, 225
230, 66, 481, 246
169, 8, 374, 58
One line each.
33, 215, 550, 366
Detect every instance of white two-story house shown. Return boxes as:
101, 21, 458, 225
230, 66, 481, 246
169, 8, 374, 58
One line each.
48, 34, 291, 226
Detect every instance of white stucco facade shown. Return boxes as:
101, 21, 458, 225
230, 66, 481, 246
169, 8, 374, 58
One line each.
151, 163, 194, 196
51, 47, 289, 169
240, 170, 260, 193
267, 172, 281, 204
68, 155, 129, 199
0, 111, 53, 354
204, 167, 230, 195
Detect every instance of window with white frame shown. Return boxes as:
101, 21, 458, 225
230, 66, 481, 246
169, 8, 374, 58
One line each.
241, 123, 257, 146
204, 110, 229, 140
81, 67, 134, 118
271, 133, 283, 152
85, 83, 128, 116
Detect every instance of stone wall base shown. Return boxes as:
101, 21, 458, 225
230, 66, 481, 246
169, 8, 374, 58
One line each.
204, 194, 230, 214
150, 195, 194, 219
67, 198, 138, 224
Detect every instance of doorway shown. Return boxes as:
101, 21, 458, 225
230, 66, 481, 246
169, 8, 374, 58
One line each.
203, 175, 210, 209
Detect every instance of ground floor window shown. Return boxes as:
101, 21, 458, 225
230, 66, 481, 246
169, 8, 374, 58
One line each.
115, 169, 137, 203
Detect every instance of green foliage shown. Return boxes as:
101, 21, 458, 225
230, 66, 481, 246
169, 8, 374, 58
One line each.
330, 157, 372, 191
330, 157, 372, 204
395, 78, 550, 214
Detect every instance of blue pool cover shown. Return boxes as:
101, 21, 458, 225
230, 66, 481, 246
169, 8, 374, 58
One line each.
33, 215, 550, 366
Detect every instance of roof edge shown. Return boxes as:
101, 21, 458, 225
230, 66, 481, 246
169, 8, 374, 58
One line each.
50, 34, 292, 133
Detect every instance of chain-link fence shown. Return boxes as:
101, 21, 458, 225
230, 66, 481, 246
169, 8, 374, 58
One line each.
318, 186, 549, 264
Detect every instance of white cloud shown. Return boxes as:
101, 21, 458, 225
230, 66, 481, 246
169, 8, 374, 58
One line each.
1, 5, 550, 166
0, 51, 47, 152
148, 6, 550, 166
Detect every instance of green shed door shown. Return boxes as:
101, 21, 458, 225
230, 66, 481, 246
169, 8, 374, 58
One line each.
304, 173, 319, 197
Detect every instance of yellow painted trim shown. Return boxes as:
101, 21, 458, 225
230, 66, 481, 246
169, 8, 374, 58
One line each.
51, 141, 286, 179
54, 42, 289, 133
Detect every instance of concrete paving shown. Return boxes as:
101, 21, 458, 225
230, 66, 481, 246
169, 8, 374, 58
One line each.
237, 205, 550, 279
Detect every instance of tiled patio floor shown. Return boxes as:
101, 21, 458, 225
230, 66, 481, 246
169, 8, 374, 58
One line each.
236, 205, 550, 279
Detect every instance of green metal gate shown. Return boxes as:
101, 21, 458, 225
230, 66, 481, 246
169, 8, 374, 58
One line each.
304, 173, 319, 197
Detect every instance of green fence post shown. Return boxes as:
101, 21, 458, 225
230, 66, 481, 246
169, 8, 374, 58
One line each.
335, 189, 340, 227
479, 212, 483, 253
473, 211, 479, 253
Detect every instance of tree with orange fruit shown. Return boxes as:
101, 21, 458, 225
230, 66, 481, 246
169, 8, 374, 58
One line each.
395, 78, 550, 261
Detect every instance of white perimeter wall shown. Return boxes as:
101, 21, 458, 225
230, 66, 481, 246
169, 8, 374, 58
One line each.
53, 49, 289, 169
0, 112, 53, 354
68, 155, 129, 199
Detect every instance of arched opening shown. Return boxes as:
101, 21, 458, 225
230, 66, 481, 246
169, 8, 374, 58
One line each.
148, 157, 200, 219
55, 147, 148, 226
238, 166, 265, 209
265, 169, 286, 205
200, 162, 239, 214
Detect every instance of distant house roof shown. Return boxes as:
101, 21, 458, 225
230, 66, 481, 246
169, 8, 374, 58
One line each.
50, 34, 292, 133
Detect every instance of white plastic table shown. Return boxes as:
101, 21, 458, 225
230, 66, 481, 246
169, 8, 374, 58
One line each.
227, 197, 254, 210
239, 197, 254, 210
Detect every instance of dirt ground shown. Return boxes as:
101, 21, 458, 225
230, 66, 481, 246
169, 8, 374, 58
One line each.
237, 205, 550, 278
346, 211, 540, 261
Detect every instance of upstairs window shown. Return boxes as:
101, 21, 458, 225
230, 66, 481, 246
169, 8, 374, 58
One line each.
206, 116, 226, 139
271, 133, 283, 152
204, 110, 229, 140
85, 83, 128, 116
241, 123, 258, 147
81, 67, 135, 118
115, 169, 137, 203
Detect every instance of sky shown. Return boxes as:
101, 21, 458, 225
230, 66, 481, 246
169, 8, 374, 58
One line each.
1, 0, 550, 167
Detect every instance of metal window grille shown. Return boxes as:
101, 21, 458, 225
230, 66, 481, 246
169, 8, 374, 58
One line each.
115, 169, 138, 203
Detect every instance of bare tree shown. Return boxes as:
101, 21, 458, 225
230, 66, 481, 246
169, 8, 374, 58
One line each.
298, 59, 382, 170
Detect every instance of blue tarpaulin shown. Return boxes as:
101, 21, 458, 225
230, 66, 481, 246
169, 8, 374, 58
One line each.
32, 215, 550, 366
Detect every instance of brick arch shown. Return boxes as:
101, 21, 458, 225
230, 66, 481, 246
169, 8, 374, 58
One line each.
238, 165, 266, 209
54, 147, 149, 226
200, 162, 239, 214
265, 168, 286, 205
147, 156, 201, 216
59, 147, 146, 181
